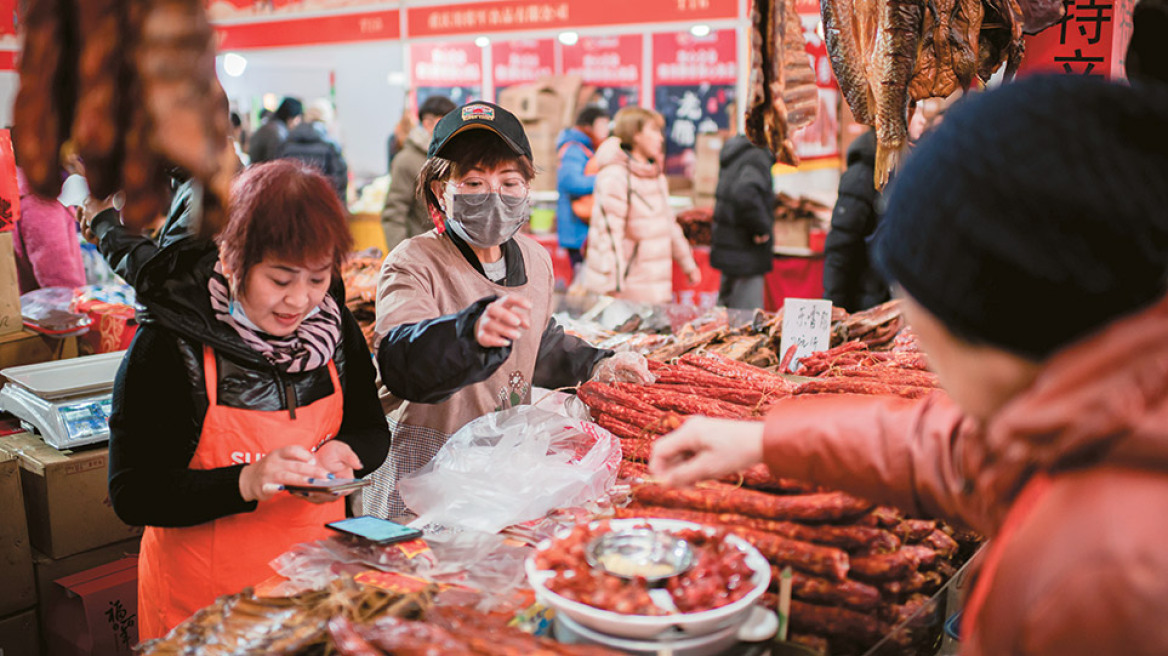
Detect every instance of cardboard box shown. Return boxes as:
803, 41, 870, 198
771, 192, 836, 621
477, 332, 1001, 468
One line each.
0, 608, 40, 656
0, 433, 143, 559
693, 134, 724, 198
0, 451, 34, 618
0, 329, 80, 370
774, 218, 812, 249
0, 233, 22, 338
525, 120, 561, 193
43, 556, 138, 656
32, 538, 140, 631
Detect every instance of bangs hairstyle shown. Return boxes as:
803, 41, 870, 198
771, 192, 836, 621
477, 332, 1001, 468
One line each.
218, 160, 353, 281
612, 106, 665, 148
416, 129, 536, 216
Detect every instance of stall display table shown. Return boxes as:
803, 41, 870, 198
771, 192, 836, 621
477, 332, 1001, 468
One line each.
764, 248, 825, 311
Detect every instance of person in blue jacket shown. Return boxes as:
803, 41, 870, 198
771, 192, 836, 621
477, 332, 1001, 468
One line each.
555, 106, 610, 272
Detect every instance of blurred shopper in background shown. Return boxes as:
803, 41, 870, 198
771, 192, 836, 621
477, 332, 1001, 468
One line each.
824, 98, 950, 312
13, 167, 85, 293
555, 105, 610, 273
709, 135, 775, 310
579, 106, 699, 304
249, 96, 302, 164
381, 95, 456, 255
1127, 0, 1168, 84
387, 106, 416, 170
280, 98, 349, 200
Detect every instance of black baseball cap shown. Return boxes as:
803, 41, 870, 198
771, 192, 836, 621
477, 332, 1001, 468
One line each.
427, 101, 532, 160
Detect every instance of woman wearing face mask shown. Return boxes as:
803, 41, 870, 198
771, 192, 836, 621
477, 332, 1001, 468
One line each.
579, 106, 700, 304
367, 102, 651, 518
107, 161, 390, 639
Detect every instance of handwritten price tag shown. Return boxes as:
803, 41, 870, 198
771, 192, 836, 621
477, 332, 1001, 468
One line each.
779, 298, 833, 371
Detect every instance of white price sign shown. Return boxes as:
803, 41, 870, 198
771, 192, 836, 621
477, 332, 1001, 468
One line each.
779, 298, 833, 371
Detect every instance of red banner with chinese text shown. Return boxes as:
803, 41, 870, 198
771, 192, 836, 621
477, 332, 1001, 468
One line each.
411, 42, 484, 109
652, 30, 738, 176
653, 30, 737, 85
492, 39, 556, 92
563, 35, 643, 109
408, 0, 736, 39
215, 8, 400, 50
1018, 0, 1135, 79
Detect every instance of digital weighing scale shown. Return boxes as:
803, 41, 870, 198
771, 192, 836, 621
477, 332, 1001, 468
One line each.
0, 351, 126, 449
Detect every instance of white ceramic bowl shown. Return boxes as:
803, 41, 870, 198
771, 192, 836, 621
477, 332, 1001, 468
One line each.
526, 518, 771, 640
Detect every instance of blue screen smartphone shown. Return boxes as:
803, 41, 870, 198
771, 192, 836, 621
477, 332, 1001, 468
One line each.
326, 516, 424, 544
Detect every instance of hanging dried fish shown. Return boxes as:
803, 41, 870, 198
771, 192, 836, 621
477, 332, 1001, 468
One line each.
823, 0, 876, 125
871, 0, 927, 187
822, 0, 1046, 189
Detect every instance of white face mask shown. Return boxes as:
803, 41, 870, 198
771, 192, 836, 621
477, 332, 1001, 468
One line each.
442, 184, 529, 249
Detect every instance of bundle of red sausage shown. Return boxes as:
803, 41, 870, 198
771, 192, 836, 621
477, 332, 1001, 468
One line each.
790, 334, 939, 400
577, 347, 978, 654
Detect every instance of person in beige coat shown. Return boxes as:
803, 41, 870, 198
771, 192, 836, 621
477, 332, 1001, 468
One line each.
579, 107, 699, 304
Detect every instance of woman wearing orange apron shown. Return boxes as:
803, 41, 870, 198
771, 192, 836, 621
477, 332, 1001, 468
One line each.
648, 76, 1168, 654
108, 161, 389, 641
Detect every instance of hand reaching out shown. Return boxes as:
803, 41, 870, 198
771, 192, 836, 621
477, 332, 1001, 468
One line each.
475, 294, 532, 348
648, 417, 766, 487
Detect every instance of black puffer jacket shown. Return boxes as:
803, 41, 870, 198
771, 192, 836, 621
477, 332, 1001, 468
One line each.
823, 131, 891, 312
108, 238, 389, 528
279, 123, 349, 199
710, 136, 776, 277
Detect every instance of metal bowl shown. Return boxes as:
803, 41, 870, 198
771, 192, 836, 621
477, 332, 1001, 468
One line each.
584, 527, 696, 583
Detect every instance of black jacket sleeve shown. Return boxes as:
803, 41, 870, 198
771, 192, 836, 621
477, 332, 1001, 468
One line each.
823, 165, 879, 313
91, 208, 161, 286
532, 318, 614, 390
108, 325, 258, 528
734, 168, 775, 239
376, 296, 512, 404
334, 309, 390, 478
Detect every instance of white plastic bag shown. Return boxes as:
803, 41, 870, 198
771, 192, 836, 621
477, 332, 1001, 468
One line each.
397, 406, 620, 533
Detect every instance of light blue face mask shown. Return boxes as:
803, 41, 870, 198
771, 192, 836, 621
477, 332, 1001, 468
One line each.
230, 299, 320, 332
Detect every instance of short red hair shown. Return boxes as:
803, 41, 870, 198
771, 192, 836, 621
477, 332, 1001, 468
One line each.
218, 160, 353, 281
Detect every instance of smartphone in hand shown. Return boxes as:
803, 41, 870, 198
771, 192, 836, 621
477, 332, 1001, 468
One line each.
284, 477, 370, 495
327, 515, 424, 545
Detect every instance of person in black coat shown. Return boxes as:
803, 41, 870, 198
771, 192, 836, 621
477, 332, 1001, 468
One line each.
279, 99, 349, 200
709, 135, 776, 310
822, 129, 890, 313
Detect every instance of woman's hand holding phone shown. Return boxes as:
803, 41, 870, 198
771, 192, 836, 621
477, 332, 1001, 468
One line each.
238, 445, 333, 502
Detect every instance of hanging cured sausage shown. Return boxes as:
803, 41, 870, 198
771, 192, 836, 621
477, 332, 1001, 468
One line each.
15, 0, 231, 235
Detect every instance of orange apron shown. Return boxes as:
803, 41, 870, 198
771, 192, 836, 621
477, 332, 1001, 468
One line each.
137, 346, 345, 640
961, 472, 1053, 651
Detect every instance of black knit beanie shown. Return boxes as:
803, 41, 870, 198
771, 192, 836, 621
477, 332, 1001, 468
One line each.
872, 75, 1168, 359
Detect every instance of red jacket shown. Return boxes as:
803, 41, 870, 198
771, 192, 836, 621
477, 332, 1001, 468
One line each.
762, 296, 1168, 655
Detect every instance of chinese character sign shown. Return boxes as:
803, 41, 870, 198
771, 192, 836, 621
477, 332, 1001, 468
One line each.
563, 35, 642, 112
411, 42, 484, 110
492, 39, 555, 96
652, 30, 737, 176
779, 298, 834, 370
1018, 0, 1135, 79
